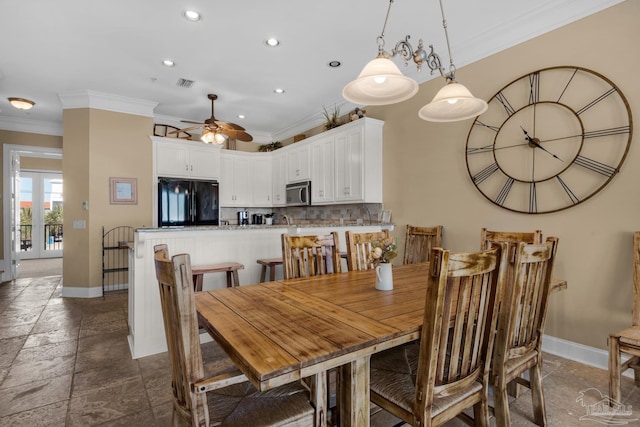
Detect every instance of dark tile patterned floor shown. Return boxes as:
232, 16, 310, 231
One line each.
2, 274, 640, 426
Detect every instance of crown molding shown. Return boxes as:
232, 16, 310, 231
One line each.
58, 90, 158, 117
0, 115, 63, 136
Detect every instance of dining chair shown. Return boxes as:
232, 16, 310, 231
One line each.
345, 230, 391, 271
154, 250, 326, 426
491, 237, 559, 427
610, 231, 640, 404
480, 228, 543, 258
281, 232, 342, 279
403, 224, 443, 264
369, 244, 508, 427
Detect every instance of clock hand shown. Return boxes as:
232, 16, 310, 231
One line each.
520, 126, 564, 162
539, 134, 583, 143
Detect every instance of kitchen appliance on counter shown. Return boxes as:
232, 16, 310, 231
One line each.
158, 178, 220, 227
286, 181, 311, 206
252, 214, 264, 225
238, 210, 249, 225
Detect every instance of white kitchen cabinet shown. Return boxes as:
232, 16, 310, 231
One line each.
310, 136, 335, 205
154, 137, 221, 180
272, 152, 286, 206
251, 156, 272, 206
220, 152, 250, 207
287, 144, 310, 183
334, 119, 383, 203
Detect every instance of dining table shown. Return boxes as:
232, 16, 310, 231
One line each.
194, 262, 567, 427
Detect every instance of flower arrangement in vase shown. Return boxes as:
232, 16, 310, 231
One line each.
369, 238, 398, 266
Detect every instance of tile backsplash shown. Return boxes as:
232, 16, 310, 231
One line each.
221, 203, 385, 226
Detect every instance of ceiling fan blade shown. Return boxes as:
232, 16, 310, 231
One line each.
168, 125, 202, 134
219, 129, 253, 142
181, 119, 205, 125
215, 120, 245, 131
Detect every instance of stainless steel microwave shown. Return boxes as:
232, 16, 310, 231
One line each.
286, 181, 311, 206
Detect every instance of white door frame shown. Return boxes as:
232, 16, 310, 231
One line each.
3, 144, 62, 281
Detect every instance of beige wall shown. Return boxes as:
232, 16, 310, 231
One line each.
0, 130, 63, 259
1, 2, 635, 350
62, 108, 153, 289
365, 0, 638, 350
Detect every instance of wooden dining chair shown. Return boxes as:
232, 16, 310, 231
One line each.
154, 251, 326, 426
481, 228, 543, 258
491, 237, 559, 427
281, 232, 342, 279
369, 244, 508, 427
403, 225, 443, 264
610, 231, 640, 404
345, 230, 391, 271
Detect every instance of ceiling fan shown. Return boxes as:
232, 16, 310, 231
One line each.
171, 94, 253, 143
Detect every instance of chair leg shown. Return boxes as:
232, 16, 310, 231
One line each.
530, 363, 547, 426
473, 393, 490, 427
309, 372, 328, 427
232, 270, 240, 287
609, 336, 621, 404
259, 265, 267, 283
493, 381, 511, 427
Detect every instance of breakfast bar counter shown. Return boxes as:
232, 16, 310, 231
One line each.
127, 223, 393, 358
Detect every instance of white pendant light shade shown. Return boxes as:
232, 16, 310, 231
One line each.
418, 81, 488, 122
342, 57, 419, 106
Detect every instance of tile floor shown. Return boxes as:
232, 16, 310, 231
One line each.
2, 273, 640, 426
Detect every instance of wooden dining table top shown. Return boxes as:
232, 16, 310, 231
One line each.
194, 262, 567, 392
195, 263, 431, 390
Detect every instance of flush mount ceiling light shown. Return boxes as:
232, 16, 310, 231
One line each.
184, 10, 201, 21
8, 97, 35, 110
342, 0, 487, 122
265, 38, 280, 47
162, 59, 175, 67
274, 88, 285, 94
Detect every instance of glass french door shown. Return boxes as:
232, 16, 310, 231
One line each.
20, 172, 63, 259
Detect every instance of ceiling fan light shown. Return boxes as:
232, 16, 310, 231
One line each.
200, 131, 215, 144
418, 81, 488, 122
214, 133, 227, 144
342, 57, 418, 106
8, 97, 35, 110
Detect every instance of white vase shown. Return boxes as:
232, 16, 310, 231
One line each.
375, 263, 393, 291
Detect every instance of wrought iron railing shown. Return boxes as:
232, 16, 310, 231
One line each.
20, 224, 63, 251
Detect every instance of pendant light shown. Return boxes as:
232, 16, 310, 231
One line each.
342, 0, 487, 122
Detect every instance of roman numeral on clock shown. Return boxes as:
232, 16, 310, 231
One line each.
473, 162, 499, 185
574, 155, 617, 177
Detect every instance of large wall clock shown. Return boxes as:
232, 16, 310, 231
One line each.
465, 66, 632, 214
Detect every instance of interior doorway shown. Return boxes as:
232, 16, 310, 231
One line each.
3, 144, 63, 281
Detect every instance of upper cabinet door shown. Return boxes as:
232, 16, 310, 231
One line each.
272, 152, 286, 206
251, 156, 272, 206
154, 138, 221, 180
334, 130, 364, 202
311, 136, 335, 205
287, 144, 311, 183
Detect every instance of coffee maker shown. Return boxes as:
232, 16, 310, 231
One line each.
237, 210, 249, 225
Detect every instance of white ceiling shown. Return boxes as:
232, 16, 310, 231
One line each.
0, 0, 623, 143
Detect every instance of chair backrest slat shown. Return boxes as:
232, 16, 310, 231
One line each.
345, 230, 391, 271
281, 232, 341, 279
403, 225, 443, 264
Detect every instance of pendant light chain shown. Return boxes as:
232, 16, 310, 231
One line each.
439, 0, 456, 80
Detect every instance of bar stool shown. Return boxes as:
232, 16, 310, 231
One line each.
192, 262, 244, 291
256, 258, 283, 282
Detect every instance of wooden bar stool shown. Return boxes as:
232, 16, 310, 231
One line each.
192, 262, 244, 291
256, 258, 282, 282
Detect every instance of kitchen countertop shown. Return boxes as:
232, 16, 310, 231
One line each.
137, 222, 394, 232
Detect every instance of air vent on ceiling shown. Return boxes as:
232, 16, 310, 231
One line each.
176, 78, 195, 88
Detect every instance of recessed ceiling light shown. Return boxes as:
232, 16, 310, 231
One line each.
184, 10, 201, 21
238, 114, 245, 119
328, 60, 341, 68
266, 38, 279, 47
8, 97, 35, 110
162, 59, 175, 67
274, 88, 285, 94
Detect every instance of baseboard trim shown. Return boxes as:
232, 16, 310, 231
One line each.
61, 286, 103, 298
543, 334, 632, 378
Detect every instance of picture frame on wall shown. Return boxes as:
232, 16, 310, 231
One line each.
110, 177, 137, 205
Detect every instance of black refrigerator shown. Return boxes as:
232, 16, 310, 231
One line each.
158, 178, 220, 226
